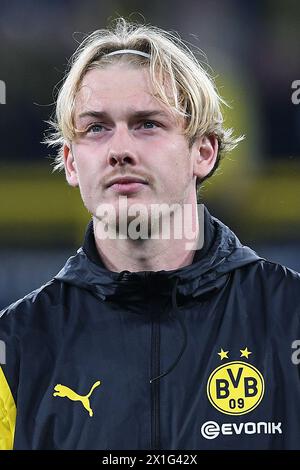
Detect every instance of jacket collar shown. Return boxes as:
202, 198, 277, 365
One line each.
55, 205, 262, 301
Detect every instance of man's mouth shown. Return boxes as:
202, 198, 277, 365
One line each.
106, 176, 148, 194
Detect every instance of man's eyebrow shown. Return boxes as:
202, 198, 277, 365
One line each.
78, 111, 109, 121
129, 110, 170, 119
77, 110, 171, 121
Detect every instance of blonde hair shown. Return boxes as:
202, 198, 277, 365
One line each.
45, 18, 243, 176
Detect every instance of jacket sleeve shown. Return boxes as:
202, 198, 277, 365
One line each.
0, 366, 16, 450
0, 308, 18, 450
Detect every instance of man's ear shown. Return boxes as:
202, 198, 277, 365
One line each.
63, 143, 79, 187
192, 134, 218, 180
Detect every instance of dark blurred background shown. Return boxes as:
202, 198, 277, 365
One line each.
0, 0, 299, 308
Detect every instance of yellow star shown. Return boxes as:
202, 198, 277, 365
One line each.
240, 347, 252, 359
218, 348, 229, 360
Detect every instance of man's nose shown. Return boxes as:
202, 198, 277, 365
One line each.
107, 127, 138, 167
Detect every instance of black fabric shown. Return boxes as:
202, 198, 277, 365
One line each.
1, 205, 300, 450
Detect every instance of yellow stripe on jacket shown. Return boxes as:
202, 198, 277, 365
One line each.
0, 366, 16, 450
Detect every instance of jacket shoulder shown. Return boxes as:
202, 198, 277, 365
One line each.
0, 278, 63, 322
250, 259, 300, 283
239, 259, 300, 314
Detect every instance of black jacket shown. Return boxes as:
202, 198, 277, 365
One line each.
0, 207, 300, 450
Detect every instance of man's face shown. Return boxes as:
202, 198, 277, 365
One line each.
64, 64, 216, 227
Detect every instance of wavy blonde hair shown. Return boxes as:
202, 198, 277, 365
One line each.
45, 18, 243, 177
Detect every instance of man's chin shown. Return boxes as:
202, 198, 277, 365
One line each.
93, 197, 186, 241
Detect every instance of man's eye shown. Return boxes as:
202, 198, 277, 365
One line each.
142, 121, 158, 129
87, 124, 104, 133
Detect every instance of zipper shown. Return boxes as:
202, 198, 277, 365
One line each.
150, 312, 160, 450
146, 271, 161, 451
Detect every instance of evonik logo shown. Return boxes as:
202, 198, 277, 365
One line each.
201, 420, 282, 440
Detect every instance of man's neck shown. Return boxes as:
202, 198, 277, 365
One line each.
92, 201, 200, 272
93, 235, 197, 272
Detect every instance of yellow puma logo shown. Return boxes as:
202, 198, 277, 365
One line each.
53, 380, 101, 417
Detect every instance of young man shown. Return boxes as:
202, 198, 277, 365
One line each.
0, 18, 299, 450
